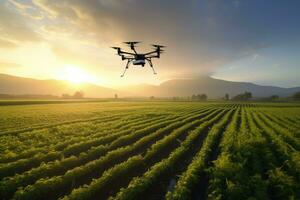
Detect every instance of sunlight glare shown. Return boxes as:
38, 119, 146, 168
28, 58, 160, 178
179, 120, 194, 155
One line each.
63, 65, 93, 84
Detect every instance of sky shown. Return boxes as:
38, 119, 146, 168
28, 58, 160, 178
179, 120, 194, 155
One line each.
0, 0, 299, 87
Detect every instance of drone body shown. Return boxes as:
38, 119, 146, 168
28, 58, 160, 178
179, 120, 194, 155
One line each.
112, 42, 165, 77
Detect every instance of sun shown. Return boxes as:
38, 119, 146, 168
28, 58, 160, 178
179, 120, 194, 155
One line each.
63, 66, 92, 84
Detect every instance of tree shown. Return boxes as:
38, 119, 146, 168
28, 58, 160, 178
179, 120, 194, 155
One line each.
232, 91, 252, 101
244, 91, 252, 99
224, 93, 230, 101
293, 92, 300, 100
192, 94, 207, 101
270, 95, 279, 101
172, 96, 179, 101
73, 91, 84, 99
61, 93, 71, 99
198, 94, 207, 101
114, 94, 118, 99
191, 94, 197, 100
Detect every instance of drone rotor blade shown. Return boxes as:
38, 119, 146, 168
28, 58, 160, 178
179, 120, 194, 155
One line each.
151, 44, 166, 48
123, 41, 141, 46
124, 41, 140, 44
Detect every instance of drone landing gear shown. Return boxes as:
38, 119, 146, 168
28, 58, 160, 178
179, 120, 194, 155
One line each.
121, 59, 132, 77
146, 59, 157, 75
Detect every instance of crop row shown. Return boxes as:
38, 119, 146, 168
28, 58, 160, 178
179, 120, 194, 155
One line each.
9, 107, 217, 199
165, 107, 237, 200
110, 109, 234, 200
0, 113, 164, 163
11, 107, 225, 199
206, 107, 299, 200
60, 108, 228, 200
0, 113, 174, 180
0, 106, 197, 178
1, 103, 299, 199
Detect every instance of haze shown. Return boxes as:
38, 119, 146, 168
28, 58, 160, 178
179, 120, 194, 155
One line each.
0, 0, 299, 88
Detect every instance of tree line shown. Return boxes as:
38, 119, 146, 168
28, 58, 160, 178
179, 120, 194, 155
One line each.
61, 91, 84, 99
158, 91, 300, 101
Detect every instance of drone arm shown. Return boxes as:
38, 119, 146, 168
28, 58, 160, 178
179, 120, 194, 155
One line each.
121, 55, 135, 60
145, 55, 159, 59
119, 51, 135, 56
145, 50, 163, 59
144, 50, 158, 56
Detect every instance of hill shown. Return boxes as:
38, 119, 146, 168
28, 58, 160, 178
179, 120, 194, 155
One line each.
1, 73, 299, 98
0, 74, 119, 98
123, 76, 300, 98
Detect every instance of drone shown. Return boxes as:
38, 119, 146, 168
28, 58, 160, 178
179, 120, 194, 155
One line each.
112, 42, 165, 77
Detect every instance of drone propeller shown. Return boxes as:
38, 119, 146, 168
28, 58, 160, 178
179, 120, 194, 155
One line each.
124, 41, 140, 45
151, 44, 166, 48
124, 42, 140, 52
111, 47, 121, 50
124, 42, 140, 48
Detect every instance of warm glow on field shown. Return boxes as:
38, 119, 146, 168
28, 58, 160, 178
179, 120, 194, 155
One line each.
63, 66, 93, 84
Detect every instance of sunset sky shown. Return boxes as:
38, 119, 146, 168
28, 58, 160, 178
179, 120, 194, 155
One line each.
0, 0, 299, 87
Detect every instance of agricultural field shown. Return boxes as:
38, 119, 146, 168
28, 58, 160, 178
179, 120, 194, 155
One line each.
0, 101, 299, 200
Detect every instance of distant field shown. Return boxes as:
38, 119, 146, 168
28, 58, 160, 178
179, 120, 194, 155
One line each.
0, 102, 299, 200
0, 99, 110, 106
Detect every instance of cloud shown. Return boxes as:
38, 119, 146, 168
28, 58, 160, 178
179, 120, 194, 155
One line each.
0, 38, 17, 48
2, 0, 300, 83
51, 44, 91, 66
8, 0, 33, 10
30, 0, 284, 76
0, 2, 41, 44
8, 0, 44, 20
252, 54, 260, 61
50, 42, 113, 70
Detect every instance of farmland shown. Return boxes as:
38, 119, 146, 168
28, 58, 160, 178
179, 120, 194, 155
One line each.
0, 101, 299, 200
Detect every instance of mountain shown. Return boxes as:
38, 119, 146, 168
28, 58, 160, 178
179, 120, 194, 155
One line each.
123, 76, 300, 98
0, 74, 119, 98
1, 73, 299, 98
